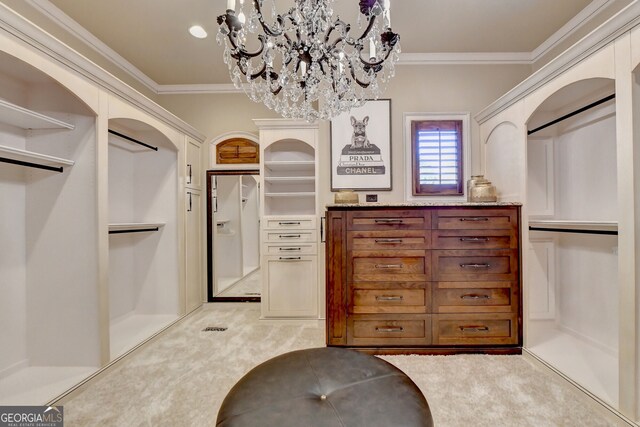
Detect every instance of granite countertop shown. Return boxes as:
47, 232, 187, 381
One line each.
326, 201, 522, 208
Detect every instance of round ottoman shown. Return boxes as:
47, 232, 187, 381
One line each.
216, 347, 433, 427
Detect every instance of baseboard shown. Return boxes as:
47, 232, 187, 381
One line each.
522, 348, 637, 426
258, 317, 323, 327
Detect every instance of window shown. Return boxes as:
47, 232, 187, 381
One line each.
411, 120, 463, 196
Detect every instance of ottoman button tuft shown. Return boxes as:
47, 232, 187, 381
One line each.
320, 394, 327, 401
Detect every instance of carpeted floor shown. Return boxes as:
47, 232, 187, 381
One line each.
61, 303, 619, 426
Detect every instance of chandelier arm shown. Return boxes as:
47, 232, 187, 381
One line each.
227, 33, 266, 59
355, 15, 377, 41
252, 0, 286, 38
359, 47, 393, 68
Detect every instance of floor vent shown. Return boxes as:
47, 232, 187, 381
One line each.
202, 326, 228, 332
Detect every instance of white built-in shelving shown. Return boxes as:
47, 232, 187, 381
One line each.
526, 79, 619, 407
0, 98, 74, 130
0, 144, 74, 169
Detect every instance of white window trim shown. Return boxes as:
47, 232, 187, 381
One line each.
403, 112, 471, 202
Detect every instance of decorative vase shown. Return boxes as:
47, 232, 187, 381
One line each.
469, 180, 497, 202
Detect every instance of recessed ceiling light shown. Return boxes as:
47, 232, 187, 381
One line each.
189, 25, 207, 39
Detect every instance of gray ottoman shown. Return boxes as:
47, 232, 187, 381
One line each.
216, 347, 433, 427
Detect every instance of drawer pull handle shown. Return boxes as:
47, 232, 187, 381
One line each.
376, 295, 404, 301
279, 247, 301, 251
279, 257, 301, 261
279, 234, 301, 239
376, 327, 404, 333
460, 217, 489, 222
375, 264, 403, 269
459, 237, 489, 242
460, 294, 491, 300
279, 221, 301, 225
459, 325, 489, 332
460, 263, 491, 269
374, 239, 404, 244
374, 219, 404, 224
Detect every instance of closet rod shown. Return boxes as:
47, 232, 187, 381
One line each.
528, 226, 617, 236
0, 156, 63, 173
108, 129, 158, 151
527, 93, 615, 136
109, 227, 159, 235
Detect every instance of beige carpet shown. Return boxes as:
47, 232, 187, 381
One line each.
61, 303, 619, 426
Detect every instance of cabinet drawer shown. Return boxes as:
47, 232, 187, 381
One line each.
432, 250, 517, 281
264, 243, 317, 255
433, 208, 517, 230
347, 315, 431, 346
264, 230, 316, 243
351, 251, 429, 282
348, 230, 431, 251
433, 282, 515, 313
350, 283, 429, 314
432, 314, 518, 345
264, 217, 316, 230
432, 229, 515, 249
347, 210, 431, 231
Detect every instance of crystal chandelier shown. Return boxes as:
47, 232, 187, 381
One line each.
217, 0, 400, 121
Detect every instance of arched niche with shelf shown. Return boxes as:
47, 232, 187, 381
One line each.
525, 77, 619, 407
0, 50, 101, 405
107, 117, 180, 360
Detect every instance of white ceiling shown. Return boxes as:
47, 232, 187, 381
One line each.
44, 0, 595, 85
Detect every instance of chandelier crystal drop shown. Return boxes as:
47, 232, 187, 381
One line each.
217, 0, 400, 121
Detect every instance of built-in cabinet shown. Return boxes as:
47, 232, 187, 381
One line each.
185, 137, 203, 312
255, 120, 321, 320
0, 12, 205, 405
477, 9, 640, 421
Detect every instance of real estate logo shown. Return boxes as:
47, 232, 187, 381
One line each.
0, 406, 63, 427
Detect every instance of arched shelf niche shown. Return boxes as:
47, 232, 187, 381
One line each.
524, 77, 619, 408
0, 50, 100, 405
483, 120, 521, 202
107, 117, 180, 361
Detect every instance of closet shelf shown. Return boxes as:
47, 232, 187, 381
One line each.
0, 144, 74, 173
108, 222, 165, 234
529, 219, 618, 235
264, 160, 315, 172
0, 98, 75, 130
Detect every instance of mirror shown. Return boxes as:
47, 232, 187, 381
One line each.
207, 170, 261, 301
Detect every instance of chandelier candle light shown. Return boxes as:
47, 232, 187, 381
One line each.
217, 0, 400, 121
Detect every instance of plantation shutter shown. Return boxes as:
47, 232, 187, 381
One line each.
411, 120, 463, 196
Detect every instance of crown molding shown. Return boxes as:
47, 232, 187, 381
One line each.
157, 84, 244, 95
530, 0, 614, 63
475, 1, 640, 124
25, 0, 158, 94
12, 0, 628, 99
398, 52, 532, 65
0, 3, 206, 141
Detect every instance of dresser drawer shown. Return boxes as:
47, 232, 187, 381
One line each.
432, 229, 516, 249
350, 283, 430, 314
351, 251, 429, 282
348, 230, 431, 251
433, 208, 517, 230
265, 243, 317, 255
347, 210, 431, 231
432, 314, 518, 345
432, 249, 518, 281
264, 217, 316, 230
264, 230, 316, 243
433, 282, 515, 313
347, 315, 431, 346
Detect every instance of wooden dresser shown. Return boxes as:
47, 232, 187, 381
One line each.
325, 204, 522, 354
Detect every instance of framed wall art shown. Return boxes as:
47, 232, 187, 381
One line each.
330, 99, 392, 191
